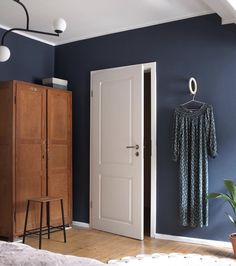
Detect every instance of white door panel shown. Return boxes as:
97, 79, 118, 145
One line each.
91, 64, 144, 240
99, 78, 132, 165
99, 175, 132, 223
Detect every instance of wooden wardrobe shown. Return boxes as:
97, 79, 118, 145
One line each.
0, 80, 72, 241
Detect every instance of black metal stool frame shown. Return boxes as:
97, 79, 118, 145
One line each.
22, 198, 66, 249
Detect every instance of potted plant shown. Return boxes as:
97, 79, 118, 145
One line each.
208, 179, 236, 256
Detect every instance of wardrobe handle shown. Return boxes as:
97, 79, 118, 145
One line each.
42, 140, 46, 160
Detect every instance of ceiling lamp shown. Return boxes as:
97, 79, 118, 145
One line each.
0, 0, 66, 62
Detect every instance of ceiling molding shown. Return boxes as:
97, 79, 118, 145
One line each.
0, 5, 213, 46
55, 10, 212, 46
0, 9, 212, 46
0, 0, 213, 46
202, 0, 236, 24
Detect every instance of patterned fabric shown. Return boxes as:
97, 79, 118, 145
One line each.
172, 103, 217, 227
108, 253, 236, 265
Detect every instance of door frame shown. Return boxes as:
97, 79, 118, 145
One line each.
89, 62, 157, 238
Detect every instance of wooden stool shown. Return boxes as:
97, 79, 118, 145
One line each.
22, 196, 66, 249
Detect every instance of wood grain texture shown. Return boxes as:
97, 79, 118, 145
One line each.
15, 82, 47, 235
0, 81, 72, 241
47, 89, 72, 225
24, 228, 234, 262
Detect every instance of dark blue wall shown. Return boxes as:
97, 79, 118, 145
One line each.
0, 28, 54, 83
54, 14, 236, 241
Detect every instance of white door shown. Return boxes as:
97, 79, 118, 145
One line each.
90, 64, 144, 240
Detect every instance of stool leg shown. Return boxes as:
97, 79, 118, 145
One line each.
23, 200, 30, 243
60, 199, 66, 243
39, 202, 43, 249
46, 202, 50, 239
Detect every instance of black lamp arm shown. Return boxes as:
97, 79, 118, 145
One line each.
1, 28, 59, 45
0, 0, 62, 46
13, 0, 29, 30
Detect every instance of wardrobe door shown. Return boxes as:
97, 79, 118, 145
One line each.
47, 89, 72, 225
15, 83, 47, 235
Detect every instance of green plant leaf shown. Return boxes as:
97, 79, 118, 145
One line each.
224, 179, 236, 202
225, 212, 236, 226
207, 193, 222, 199
207, 193, 234, 203
208, 192, 236, 215
208, 180, 236, 225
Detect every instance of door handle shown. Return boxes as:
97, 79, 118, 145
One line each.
126, 145, 139, 150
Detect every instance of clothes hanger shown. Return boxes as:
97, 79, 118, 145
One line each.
181, 77, 205, 109
181, 94, 205, 106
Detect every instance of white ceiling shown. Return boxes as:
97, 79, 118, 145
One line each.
0, 0, 228, 46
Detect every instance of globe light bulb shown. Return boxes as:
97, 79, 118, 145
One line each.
0, 45, 11, 62
53, 18, 67, 34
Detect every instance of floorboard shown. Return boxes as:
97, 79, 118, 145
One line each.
24, 228, 234, 262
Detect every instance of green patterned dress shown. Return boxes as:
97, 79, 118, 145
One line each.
173, 103, 217, 227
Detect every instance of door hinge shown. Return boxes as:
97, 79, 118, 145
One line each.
91, 90, 93, 98
90, 201, 93, 208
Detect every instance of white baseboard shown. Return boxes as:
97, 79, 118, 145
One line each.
154, 233, 231, 248
72, 221, 90, 228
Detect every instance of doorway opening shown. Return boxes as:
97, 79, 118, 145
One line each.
144, 71, 151, 236
143, 63, 156, 238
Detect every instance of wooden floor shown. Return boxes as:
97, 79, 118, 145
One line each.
24, 227, 234, 263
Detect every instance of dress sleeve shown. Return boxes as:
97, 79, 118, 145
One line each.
208, 106, 217, 158
172, 109, 179, 162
